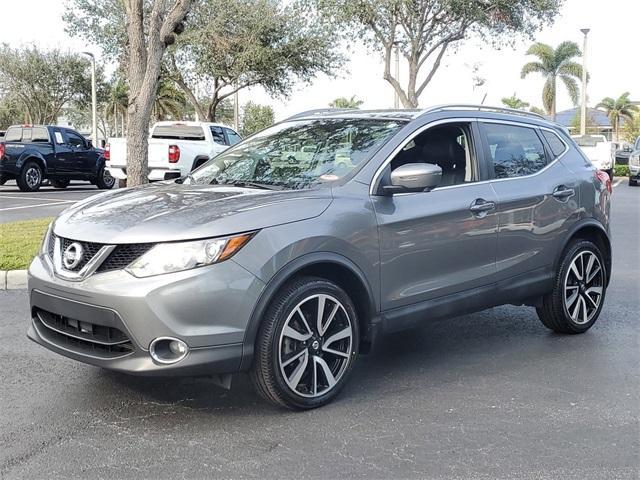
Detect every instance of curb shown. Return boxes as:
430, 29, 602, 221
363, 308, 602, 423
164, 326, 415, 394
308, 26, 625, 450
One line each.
0, 270, 28, 290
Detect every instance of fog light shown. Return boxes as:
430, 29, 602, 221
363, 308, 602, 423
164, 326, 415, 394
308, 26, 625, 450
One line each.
149, 337, 189, 365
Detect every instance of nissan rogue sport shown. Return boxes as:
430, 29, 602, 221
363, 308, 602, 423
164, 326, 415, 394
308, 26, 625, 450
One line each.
27, 105, 612, 410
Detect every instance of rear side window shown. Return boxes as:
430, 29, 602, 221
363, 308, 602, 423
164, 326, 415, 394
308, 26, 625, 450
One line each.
4, 127, 22, 142
31, 127, 50, 143
541, 130, 566, 157
482, 123, 547, 179
210, 126, 226, 145
224, 128, 242, 145
152, 124, 205, 140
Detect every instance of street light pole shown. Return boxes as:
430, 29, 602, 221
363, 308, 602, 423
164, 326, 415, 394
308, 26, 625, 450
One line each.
82, 52, 98, 146
579, 29, 590, 136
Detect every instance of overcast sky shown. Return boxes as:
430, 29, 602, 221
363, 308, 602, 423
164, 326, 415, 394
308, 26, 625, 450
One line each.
1, 0, 638, 121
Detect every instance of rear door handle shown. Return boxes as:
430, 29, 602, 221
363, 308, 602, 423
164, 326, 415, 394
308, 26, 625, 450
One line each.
552, 186, 575, 200
469, 199, 496, 214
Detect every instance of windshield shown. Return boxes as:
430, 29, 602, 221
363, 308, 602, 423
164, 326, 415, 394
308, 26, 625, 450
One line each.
152, 124, 205, 140
188, 118, 404, 190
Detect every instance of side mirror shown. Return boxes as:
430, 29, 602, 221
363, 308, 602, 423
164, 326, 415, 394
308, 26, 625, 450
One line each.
383, 163, 442, 194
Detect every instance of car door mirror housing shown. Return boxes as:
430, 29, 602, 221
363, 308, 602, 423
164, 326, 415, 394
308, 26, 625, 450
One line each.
383, 163, 442, 194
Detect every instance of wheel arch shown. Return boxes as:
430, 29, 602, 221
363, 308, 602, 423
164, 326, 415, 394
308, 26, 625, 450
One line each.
557, 220, 612, 286
191, 155, 210, 171
239, 252, 379, 371
19, 153, 47, 173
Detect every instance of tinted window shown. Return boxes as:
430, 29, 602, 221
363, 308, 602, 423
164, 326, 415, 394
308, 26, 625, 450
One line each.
483, 123, 547, 179
541, 130, 566, 157
225, 128, 242, 146
152, 124, 205, 140
190, 119, 403, 190
66, 131, 86, 148
31, 127, 49, 143
5, 127, 22, 142
210, 126, 226, 145
390, 123, 476, 187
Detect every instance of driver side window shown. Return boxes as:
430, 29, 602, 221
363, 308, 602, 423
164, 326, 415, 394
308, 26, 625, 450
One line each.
66, 131, 86, 149
389, 123, 476, 187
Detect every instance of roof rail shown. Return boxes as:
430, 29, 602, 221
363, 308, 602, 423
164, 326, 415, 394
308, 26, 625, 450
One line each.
284, 108, 357, 121
421, 104, 547, 120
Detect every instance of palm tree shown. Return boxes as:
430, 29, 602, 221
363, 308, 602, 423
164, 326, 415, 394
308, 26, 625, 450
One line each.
329, 96, 364, 109
596, 92, 639, 142
501, 93, 530, 110
152, 80, 186, 121
104, 80, 128, 137
521, 41, 583, 121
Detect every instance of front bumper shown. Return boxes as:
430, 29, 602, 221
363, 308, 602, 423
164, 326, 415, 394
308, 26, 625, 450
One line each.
629, 164, 640, 180
27, 253, 265, 375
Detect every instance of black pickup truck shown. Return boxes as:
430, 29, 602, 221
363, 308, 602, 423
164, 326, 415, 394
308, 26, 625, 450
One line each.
0, 125, 115, 192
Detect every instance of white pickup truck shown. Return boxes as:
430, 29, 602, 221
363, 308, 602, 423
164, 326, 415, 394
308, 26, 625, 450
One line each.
106, 121, 242, 184
571, 134, 614, 178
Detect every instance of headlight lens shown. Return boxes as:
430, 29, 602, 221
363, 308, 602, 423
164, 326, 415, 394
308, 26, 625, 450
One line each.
126, 232, 256, 278
630, 154, 640, 166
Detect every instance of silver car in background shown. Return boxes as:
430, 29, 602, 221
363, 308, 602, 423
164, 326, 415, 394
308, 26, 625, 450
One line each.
27, 105, 612, 409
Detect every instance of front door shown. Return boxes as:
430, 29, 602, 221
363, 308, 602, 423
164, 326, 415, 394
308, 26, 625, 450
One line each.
372, 121, 498, 322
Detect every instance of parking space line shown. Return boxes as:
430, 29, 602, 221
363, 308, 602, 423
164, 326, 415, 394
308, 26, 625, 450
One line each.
0, 201, 75, 212
0, 194, 84, 202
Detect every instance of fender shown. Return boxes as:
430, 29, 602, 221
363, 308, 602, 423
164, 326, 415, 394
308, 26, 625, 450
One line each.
555, 218, 612, 283
238, 251, 378, 371
17, 150, 47, 173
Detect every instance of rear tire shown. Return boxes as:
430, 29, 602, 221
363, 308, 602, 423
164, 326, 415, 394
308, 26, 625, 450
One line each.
96, 166, 115, 189
250, 276, 359, 410
0, 174, 8, 186
17, 161, 43, 192
537, 240, 607, 334
50, 178, 70, 189
629, 178, 638, 186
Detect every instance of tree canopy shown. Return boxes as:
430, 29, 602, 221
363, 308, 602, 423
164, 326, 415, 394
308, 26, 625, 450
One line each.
596, 92, 638, 142
241, 102, 275, 136
316, 0, 563, 108
501, 94, 530, 110
329, 96, 364, 109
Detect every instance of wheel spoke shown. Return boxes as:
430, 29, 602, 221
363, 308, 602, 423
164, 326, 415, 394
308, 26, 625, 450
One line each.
585, 254, 596, 282
569, 260, 583, 281
287, 350, 309, 390
565, 287, 579, 309
323, 326, 352, 349
583, 292, 599, 309
281, 348, 307, 368
283, 325, 311, 342
295, 307, 313, 336
316, 295, 327, 336
320, 302, 340, 337
586, 265, 601, 284
570, 295, 582, 321
322, 346, 350, 358
580, 296, 588, 323
314, 356, 337, 389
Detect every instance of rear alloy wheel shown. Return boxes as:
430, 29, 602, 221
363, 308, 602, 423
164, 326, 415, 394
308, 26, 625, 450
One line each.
51, 178, 70, 189
17, 161, 43, 192
251, 277, 359, 409
96, 166, 115, 189
537, 240, 606, 334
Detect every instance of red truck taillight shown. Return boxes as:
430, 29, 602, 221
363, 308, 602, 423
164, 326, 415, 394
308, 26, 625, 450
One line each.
594, 170, 612, 193
104, 143, 110, 161
168, 145, 180, 163
0, 142, 5, 160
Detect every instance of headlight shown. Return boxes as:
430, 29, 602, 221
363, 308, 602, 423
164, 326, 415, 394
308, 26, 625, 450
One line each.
630, 154, 640, 166
41, 223, 53, 255
126, 232, 256, 278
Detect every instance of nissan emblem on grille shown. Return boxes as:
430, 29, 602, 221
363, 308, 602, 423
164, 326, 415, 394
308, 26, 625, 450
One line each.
62, 242, 84, 270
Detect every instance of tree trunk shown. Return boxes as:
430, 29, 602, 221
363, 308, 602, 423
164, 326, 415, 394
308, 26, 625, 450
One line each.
123, 0, 193, 187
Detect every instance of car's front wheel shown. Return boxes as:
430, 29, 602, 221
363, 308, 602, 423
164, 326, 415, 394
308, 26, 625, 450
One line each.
537, 240, 607, 334
96, 166, 115, 189
629, 177, 638, 187
251, 276, 359, 410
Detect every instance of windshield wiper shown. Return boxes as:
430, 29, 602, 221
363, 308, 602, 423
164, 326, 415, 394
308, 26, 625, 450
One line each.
219, 180, 283, 190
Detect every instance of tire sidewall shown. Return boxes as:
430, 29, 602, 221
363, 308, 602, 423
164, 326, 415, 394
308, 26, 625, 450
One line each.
264, 278, 359, 409
19, 161, 42, 192
96, 166, 115, 189
557, 241, 606, 332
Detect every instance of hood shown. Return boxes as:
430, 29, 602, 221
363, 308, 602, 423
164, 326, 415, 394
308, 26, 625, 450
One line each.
53, 181, 333, 243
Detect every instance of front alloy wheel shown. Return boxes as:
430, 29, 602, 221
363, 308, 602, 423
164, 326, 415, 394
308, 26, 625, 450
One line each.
251, 277, 359, 409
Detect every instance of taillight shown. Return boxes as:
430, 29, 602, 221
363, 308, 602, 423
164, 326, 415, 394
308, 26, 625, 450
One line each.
168, 145, 180, 163
0, 142, 5, 160
104, 143, 110, 161
595, 170, 612, 193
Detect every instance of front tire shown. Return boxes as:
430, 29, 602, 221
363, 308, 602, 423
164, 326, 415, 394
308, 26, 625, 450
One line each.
537, 240, 607, 334
17, 161, 43, 192
50, 178, 70, 189
96, 166, 115, 189
251, 276, 359, 410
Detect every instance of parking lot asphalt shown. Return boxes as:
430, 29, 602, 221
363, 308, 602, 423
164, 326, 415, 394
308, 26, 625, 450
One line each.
0, 180, 107, 223
0, 181, 638, 479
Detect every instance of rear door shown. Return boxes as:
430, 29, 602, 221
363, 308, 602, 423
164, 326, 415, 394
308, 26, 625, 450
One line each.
372, 120, 499, 321
479, 121, 580, 291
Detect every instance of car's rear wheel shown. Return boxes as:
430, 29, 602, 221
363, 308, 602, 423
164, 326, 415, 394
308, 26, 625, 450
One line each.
96, 166, 115, 189
251, 276, 359, 410
51, 178, 70, 189
0, 174, 8, 185
629, 178, 638, 187
537, 240, 606, 334
17, 161, 43, 192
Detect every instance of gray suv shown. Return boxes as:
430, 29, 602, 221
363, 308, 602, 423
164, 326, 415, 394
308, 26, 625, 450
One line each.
27, 105, 612, 409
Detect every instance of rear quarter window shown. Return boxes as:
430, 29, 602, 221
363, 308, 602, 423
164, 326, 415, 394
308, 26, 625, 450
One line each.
541, 130, 566, 157
5, 127, 22, 142
31, 127, 50, 143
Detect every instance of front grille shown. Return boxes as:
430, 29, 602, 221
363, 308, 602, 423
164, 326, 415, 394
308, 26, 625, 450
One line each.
34, 308, 134, 358
97, 244, 155, 272
59, 237, 104, 272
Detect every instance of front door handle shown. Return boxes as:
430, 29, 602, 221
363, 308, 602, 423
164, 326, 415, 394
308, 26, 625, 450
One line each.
552, 186, 575, 200
469, 199, 496, 214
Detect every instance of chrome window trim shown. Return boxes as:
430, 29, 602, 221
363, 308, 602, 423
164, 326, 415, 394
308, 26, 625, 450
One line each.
369, 117, 571, 196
